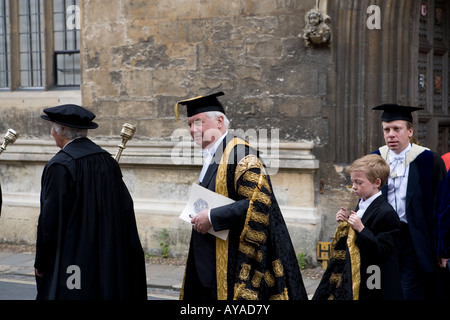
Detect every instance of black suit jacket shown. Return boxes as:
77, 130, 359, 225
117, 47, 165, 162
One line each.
356, 195, 402, 300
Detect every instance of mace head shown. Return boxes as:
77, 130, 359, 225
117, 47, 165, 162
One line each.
120, 123, 136, 141
4, 129, 18, 144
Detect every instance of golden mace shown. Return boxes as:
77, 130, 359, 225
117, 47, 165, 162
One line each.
0, 129, 18, 156
114, 123, 136, 162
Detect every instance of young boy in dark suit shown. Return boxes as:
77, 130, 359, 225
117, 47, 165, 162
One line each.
337, 154, 402, 300
313, 154, 402, 300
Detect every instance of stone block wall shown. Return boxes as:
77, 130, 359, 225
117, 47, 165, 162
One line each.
80, 0, 326, 142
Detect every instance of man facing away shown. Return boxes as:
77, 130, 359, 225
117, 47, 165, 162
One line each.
176, 92, 308, 300
34, 104, 147, 300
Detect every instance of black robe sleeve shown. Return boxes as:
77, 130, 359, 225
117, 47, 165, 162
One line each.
210, 200, 249, 231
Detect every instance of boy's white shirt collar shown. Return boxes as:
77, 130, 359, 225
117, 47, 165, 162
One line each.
356, 190, 382, 218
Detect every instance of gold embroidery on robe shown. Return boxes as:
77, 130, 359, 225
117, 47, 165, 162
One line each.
330, 249, 346, 260
239, 263, 251, 281
215, 137, 249, 300
234, 286, 259, 300
238, 242, 263, 262
234, 155, 268, 191
330, 273, 342, 288
264, 270, 275, 287
243, 228, 267, 246
248, 207, 270, 226
240, 170, 271, 193
272, 259, 284, 277
238, 185, 272, 207
326, 221, 361, 300
347, 225, 360, 300
251, 270, 264, 288
269, 288, 289, 300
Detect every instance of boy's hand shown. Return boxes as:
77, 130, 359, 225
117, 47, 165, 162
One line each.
336, 207, 349, 222
348, 211, 364, 233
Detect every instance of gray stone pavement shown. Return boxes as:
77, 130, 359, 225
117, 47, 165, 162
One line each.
0, 251, 320, 299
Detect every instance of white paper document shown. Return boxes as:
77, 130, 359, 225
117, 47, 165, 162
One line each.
179, 183, 234, 240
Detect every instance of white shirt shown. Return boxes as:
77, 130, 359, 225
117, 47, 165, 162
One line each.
198, 131, 228, 184
386, 144, 411, 223
197, 131, 228, 225
356, 191, 382, 219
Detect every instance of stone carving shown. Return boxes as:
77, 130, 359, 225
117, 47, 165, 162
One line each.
302, 9, 331, 48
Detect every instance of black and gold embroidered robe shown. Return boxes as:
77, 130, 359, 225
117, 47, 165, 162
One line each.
180, 134, 307, 300
313, 196, 403, 300
312, 222, 361, 300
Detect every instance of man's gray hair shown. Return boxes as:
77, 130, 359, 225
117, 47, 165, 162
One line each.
53, 123, 88, 140
204, 111, 230, 129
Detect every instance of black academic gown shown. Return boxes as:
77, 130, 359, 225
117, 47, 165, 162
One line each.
434, 169, 450, 299
374, 148, 446, 274
374, 146, 446, 299
435, 169, 450, 259
355, 195, 402, 300
34, 138, 147, 300
182, 134, 307, 300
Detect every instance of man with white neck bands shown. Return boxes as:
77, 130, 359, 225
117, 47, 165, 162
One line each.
372, 104, 446, 300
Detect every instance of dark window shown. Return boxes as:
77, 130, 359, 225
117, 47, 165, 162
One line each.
53, 0, 80, 87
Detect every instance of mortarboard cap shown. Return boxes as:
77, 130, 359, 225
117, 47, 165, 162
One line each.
372, 103, 423, 123
174, 92, 225, 121
41, 104, 98, 129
